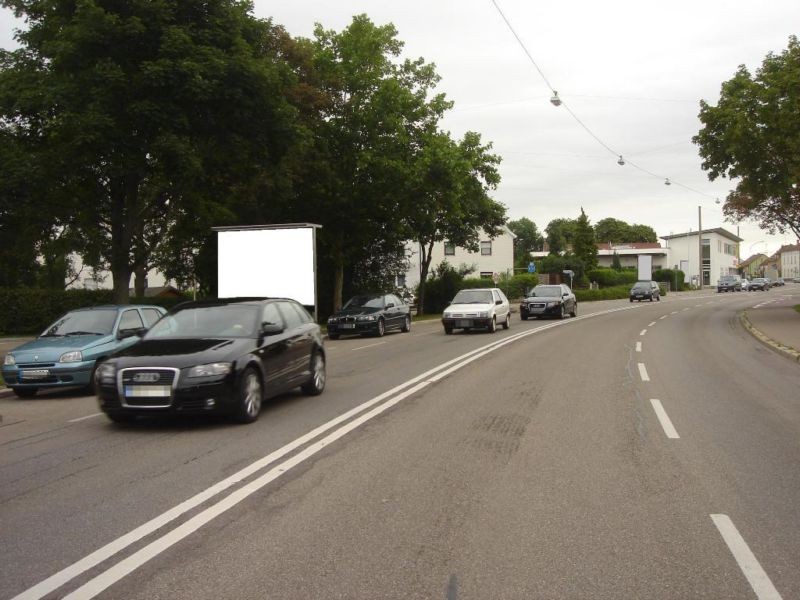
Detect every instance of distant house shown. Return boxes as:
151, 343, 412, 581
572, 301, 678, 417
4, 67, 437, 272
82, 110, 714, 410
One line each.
661, 228, 742, 287
128, 285, 183, 299
778, 243, 800, 279
595, 242, 668, 271
402, 226, 516, 291
762, 253, 780, 281
739, 253, 769, 279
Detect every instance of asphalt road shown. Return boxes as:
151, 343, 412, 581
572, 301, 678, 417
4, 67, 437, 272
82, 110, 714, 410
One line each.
1, 290, 799, 599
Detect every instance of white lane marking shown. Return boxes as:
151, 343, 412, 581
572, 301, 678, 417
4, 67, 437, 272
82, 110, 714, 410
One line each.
649, 400, 679, 439
638, 363, 650, 382
659, 315, 668, 320
648, 321, 657, 327
710, 514, 782, 600
67, 413, 103, 423
640, 329, 647, 336
671, 310, 679, 315
682, 307, 690, 312
16, 303, 645, 600
635, 342, 642, 353
695, 304, 703, 307
351, 342, 386, 351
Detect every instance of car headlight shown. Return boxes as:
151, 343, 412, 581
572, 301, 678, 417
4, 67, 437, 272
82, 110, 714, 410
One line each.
187, 362, 232, 378
4, 354, 15, 366
327, 317, 337, 324
60, 351, 83, 363
477, 311, 489, 318
443, 312, 452, 318
357, 315, 376, 321
547, 301, 560, 307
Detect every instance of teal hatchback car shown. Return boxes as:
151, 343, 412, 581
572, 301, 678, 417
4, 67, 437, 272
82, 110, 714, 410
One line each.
2, 305, 166, 398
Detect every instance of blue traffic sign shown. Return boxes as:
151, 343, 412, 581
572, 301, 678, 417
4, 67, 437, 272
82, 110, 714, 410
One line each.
527, 262, 536, 273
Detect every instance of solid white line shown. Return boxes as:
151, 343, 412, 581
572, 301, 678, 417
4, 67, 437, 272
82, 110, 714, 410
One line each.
635, 342, 642, 353
710, 514, 782, 600
638, 363, 650, 382
351, 342, 386, 351
67, 413, 103, 423
15, 302, 646, 600
639, 329, 647, 336
649, 400, 679, 439
648, 321, 657, 327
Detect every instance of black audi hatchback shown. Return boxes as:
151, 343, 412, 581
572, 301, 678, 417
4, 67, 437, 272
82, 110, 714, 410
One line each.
96, 298, 325, 424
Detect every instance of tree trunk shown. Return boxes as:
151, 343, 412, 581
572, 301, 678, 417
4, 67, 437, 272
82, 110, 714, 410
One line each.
134, 263, 147, 298
415, 240, 435, 316
331, 232, 345, 313
109, 177, 135, 304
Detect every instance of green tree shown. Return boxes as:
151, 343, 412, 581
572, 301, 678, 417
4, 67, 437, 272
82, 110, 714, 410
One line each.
0, 0, 299, 302
545, 218, 577, 255
508, 217, 544, 269
693, 35, 800, 240
573, 208, 598, 271
594, 217, 657, 244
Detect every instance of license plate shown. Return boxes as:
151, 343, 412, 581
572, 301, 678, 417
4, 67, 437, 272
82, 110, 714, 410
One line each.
125, 385, 171, 397
456, 320, 471, 328
340, 323, 355, 329
22, 369, 50, 380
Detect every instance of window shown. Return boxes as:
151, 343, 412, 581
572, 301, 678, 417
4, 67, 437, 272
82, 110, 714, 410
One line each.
444, 242, 455, 256
262, 303, 283, 327
118, 309, 144, 331
480, 241, 492, 256
480, 272, 493, 279
277, 301, 306, 329
141, 308, 163, 327
395, 273, 406, 288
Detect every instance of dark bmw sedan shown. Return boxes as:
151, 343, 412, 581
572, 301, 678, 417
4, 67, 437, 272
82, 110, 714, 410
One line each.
96, 298, 325, 424
519, 284, 577, 320
326, 293, 411, 339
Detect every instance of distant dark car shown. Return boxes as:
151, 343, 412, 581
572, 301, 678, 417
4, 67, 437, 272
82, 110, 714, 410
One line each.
96, 298, 325, 424
717, 275, 742, 292
630, 281, 661, 302
2, 304, 166, 398
775, 277, 785, 286
326, 293, 411, 339
519, 284, 577, 319
748, 278, 770, 291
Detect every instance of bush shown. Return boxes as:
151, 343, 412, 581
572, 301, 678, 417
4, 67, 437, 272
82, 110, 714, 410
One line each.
421, 267, 539, 313
574, 285, 631, 302
0, 288, 190, 335
500, 273, 539, 299
653, 269, 686, 291
586, 268, 637, 288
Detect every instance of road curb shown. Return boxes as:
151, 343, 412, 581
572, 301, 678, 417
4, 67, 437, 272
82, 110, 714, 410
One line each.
740, 310, 800, 363
0, 387, 14, 399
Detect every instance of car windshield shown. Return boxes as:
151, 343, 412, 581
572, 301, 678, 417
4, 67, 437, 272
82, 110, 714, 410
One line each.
145, 305, 259, 338
530, 286, 562, 297
632, 282, 650, 289
343, 295, 384, 309
451, 290, 493, 304
41, 310, 117, 337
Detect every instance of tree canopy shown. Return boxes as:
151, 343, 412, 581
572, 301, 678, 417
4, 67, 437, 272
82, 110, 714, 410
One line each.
594, 217, 657, 244
693, 35, 800, 240
572, 208, 598, 271
508, 217, 543, 269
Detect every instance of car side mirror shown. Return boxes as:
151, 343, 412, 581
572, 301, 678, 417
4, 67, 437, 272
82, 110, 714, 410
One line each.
385, 303, 395, 309
118, 327, 147, 340
495, 299, 502, 305
260, 322, 284, 336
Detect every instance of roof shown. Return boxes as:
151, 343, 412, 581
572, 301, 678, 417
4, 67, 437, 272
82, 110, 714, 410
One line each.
739, 254, 768, 268
597, 242, 662, 250
660, 227, 743, 243
777, 243, 800, 254
128, 285, 183, 298
211, 223, 322, 231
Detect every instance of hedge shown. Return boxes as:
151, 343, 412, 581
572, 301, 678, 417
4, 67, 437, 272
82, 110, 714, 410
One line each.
421, 272, 540, 314
586, 268, 637, 288
0, 288, 191, 335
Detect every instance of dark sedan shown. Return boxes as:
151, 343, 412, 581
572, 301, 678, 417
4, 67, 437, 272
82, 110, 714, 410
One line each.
520, 284, 577, 320
748, 278, 770, 291
96, 298, 325, 424
326, 293, 411, 339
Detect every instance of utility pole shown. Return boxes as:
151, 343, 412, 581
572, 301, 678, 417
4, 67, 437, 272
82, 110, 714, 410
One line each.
698, 206, 703, 290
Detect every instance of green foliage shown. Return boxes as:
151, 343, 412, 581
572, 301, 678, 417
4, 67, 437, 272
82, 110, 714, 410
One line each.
653, 269, 687, 291
574, 285, 631, 302
544, 218, 577, 255
611, 251, 622, 270
0, 288, 190, 335
586, 268, 638, 287
421, 262, 467, 314
498, 273, 539, 299
594, 218, 658, 244
508, 217, 543, 269
694, 35, 800, 240
537, 254, 587, 281
573, 208, 598, 271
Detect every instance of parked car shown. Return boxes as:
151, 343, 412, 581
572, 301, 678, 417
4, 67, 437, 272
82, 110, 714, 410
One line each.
741, 278, 750, 291
2, 304, 166, 398
326, 293, 411, 339
441, 288, 510, 334
95, 298, 325, 424
775, 277, 786, 286
717, 275, 742, 292
629, 281, 661, 302
748, 278, 770, 291
519, 284, 577, 320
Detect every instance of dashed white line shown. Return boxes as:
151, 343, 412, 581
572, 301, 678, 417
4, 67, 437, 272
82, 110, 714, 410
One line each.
682, 307, 690, 312
671, 310, 679, 315
659, 315, 668, 320
648, 321, 657, 327
351, 342, 386, 351
639, 329, 647, 336
710, 514, 782, 600
637, 363, 650, 382
68, 413, 103, 423
649, 400, 679, 439
635, 342, 642, 353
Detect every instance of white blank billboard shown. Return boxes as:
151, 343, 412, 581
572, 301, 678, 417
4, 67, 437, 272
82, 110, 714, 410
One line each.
637, 255, 653, 281
217, 226, 316, 305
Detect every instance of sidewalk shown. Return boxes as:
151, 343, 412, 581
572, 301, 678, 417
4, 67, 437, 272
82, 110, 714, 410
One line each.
741, 291, 800, 363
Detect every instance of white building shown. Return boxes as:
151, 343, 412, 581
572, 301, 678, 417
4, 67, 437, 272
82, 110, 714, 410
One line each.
595, 243, 669, 270
660, 228, 742, 287
403, 225, 516, 290
778, 244, 800, 279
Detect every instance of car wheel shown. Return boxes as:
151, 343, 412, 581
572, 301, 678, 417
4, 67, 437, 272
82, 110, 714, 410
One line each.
488, 316, 497, 333
86, 363, 99, 395
502, 313, 510, 329
106, 411, 136, 424
521, 313, 528, 320
656, 295, 660, 302
559, 305, 565, 319
570, 303, 577, 318
12, 387, 37, 398
444, 325, 453, 335
629, 298, 633, 303
376, 318, 386, 337
401, 314, 411, 332
233, 367, 263, 424
301, 351, 326, 396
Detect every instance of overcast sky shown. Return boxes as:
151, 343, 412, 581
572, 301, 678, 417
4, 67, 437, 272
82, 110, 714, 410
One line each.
2, 1, 799, 258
